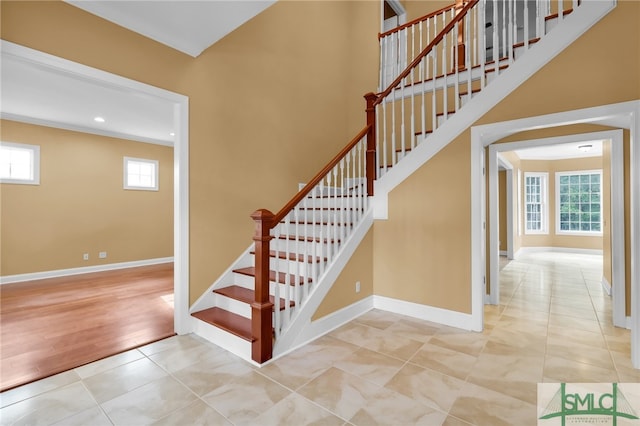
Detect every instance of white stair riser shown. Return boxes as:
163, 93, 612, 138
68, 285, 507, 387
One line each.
300, 197, 366, 209
214, 293, 251, 318
277, 223, 351, 239
264, 256, 325, 277
289, 209, 362, 223
546, 16, 558, 33
234, 272, 309, 296
271, 238, 336, 257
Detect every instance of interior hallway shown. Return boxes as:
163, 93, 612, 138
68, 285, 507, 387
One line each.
0, 252, 637, 425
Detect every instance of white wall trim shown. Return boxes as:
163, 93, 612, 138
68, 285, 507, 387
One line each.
373, 295, 476, 331
472, 101, 639, 368
2, 41, 191, 335
499, 250, 508, 256
602, 276, 612, 296
0, 257, 174, 285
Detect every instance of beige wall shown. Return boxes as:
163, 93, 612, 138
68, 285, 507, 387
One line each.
1, 1, 379, 304
0, 120, 173, 275
518, 156, 604, 250
372, 0, 639, 315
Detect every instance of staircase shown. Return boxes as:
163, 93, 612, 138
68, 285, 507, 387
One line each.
190, 0, 616, 364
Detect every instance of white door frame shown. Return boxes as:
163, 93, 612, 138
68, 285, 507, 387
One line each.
497, 154, 514, 260
471, 100, 640, 368
1, 41, 191, 334
487, 130, 625, 327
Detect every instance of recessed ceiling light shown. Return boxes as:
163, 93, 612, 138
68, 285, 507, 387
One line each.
169, 132, 175, 136
94, 116, 105, 123
578, 144, 593, 152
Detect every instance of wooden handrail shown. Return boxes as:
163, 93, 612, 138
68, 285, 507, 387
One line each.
374, 0, 479, 107
270, 124, 372, 226
379, 3, 456, 39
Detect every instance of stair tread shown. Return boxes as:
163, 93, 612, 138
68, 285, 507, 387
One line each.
191, 307, 254, 342
213, 285, 295, 310
283, 220, 353, 226
277, 235, 340, 244
234, 267, 311, 285
250, 250, 326, 263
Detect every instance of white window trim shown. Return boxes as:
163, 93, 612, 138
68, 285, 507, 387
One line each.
123, 157, 158, 191
555, 169, 603, 236
0, 141, 40, 185
524, 172, 548, 235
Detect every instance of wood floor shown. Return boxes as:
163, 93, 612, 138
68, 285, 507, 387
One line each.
0, 263, 175, 392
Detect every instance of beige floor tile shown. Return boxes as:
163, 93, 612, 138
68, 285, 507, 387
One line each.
428, 331, 488, 357
409, 343, 478, 380
547, 325, 607, 349
487, 327, 546, 354
137, 334, 205, 357
245, 392, 343, 426
149, 339, 226, 373
360, 330, 424, 361
297, 367, 382, 421
74, 349, 144, 379
171, 351, 253, 396
543, 355, 619, 383
348, 387, 447, 426
50, 406, 112, 426
605, 333, 631, 353
83, 357, 168, 403
548, 313, 601, 334
353, 309, 402, 330
0, 370, 81, 409
333, 347, 405, 386
0, 382, 97, 426
259, 348, 333, 391
201, 370, 290, 424
545, 337, 614, 370
448, 381, 537, 426
151, 399, 231, 426
442, 415, 475, 425
328, 322, 381, 347
383, 318, 440, 343
101, 375, 196, 425
385, 362, 464, 412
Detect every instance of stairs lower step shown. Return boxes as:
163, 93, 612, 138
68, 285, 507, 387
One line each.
214, 285, 295, 310
191, 307, 254, 342
277, 235, 340, 244
234, 266, 311, 285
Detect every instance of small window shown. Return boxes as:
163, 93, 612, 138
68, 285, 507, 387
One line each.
556, 170, 602, 235
124, 157, 158, 191
0, 142, 40, 185
524, 172, 548, 234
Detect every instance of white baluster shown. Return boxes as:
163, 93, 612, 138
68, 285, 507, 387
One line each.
339, 158, 346, 243
318, 179, 326, 276
492, 0, 498, 70
431, 48, 437, 131
375, 105, 381, 179
382, 99, 388, 175
502, 0, 507, 60
442, 13, 448, 123
391, 83, 397, 168
332, 166, 339, 255
524, 0, 530, 50
466, 11, 472, 104
410, 25, 416, 151
558, 0, 563, 21
283, 215, 290, 327
454, 24, 460, 113
508, 0, 514, 64
420, 55, 426, 141
273, 225, 280, 337
480, 0, 486, 88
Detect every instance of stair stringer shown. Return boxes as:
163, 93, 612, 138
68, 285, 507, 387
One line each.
271, 207, 374, 358
373, 0, 616, 220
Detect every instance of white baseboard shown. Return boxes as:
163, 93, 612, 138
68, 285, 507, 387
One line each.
626, 316, 632, 330
0, 257, 174, 285
499, 250, 508, 256
373, 295, 475, 331
516, 247, 603, 256
601, 276, 612, 296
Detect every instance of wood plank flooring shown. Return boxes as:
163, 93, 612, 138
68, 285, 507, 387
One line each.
0, 263, 175, 392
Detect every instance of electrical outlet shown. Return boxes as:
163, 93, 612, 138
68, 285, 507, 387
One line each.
99, 251, 107, 259
355, 281, 361, 293
83, 253, 89, 261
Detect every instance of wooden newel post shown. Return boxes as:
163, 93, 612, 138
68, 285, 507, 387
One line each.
364, 92, 378, 197
250, 209, 274, 363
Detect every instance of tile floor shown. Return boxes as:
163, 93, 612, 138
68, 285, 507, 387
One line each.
1, 252, 638, 425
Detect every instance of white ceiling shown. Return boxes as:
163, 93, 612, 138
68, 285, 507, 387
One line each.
513, 139, 603, 160
65, 0, 276, 57
1, 1, 275, 145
